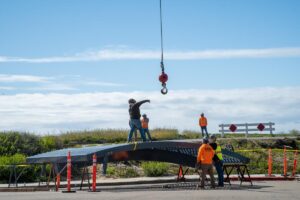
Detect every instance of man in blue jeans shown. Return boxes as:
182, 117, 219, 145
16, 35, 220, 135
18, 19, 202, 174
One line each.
127, 98, 150, 142
209, 134, 224, 187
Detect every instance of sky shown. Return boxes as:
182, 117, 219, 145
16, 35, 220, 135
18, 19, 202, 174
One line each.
0, 0, 300, 134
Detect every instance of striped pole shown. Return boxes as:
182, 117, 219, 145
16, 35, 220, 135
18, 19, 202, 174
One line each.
268, 148, 272, 176
92, 153, 97, 192
292, 150, 298, 177
67, 151, 71, 192
283, 146, 287, 177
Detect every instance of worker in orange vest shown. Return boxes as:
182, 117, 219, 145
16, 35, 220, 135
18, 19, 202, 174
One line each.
197, 137, 215, 189
141, 114, 152, 141
199, 113, 209, 138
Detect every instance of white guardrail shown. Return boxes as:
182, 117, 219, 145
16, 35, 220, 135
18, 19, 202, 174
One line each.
219, 122, 275, 138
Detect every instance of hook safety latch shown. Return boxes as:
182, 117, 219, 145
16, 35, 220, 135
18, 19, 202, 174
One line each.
161, 82, 168, 95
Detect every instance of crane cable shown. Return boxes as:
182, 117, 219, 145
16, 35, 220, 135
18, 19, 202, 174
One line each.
160, 0, 164, 64
158, 0, 168, 95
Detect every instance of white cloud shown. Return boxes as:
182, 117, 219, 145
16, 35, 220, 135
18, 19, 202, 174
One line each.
1, 47, 300, 63
0, 74, 126, 92
0, 74, 51, 83
24, 83, 78, 91
83, 81, 126, 87
0, 86, 15, 90
0, 87, 299, 134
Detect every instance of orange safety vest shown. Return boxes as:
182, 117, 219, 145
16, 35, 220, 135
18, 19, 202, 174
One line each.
197, 144, 214, 164
141, 118, 149, 129
199, 117, 208, 127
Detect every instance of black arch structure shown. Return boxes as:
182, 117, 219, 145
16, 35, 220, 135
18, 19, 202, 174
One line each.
26, 140, 249, 168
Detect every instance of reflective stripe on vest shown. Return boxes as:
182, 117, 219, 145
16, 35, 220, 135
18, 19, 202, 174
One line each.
215, 144, 223, 160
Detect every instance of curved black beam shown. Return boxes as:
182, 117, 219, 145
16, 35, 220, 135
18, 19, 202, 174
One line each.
27, 140, 250, 167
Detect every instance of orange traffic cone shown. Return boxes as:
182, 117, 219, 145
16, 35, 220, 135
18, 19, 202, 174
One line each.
177, 165, 185, 181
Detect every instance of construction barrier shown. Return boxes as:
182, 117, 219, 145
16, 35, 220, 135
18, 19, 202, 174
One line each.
237, 147, 299, 177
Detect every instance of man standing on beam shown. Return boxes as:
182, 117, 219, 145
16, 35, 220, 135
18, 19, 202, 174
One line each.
127, 98, 150, 142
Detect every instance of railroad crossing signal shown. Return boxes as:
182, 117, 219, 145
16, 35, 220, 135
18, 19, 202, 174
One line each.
229, 124, 237, 132
257, 123, 265, 131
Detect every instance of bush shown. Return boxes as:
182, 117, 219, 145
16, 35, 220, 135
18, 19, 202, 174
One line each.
117, 167, 140, 178
141, 162, 169, 177
39, 135, 63, 152
0, 154, 40, 183
0, 132, 42, 156
106, 165, 139, 178
106, 166, 116, 177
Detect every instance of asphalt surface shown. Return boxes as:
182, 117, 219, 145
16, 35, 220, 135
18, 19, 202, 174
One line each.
0, 181, 299, 200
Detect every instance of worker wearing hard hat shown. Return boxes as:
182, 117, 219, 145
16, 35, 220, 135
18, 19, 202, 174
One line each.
197, 137, 216, 189
141, 114, 152, 141
209, 134, 224, 187
199, 113, 209, 138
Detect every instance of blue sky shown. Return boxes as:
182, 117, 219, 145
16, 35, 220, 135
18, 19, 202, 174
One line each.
0, 0, 300, 133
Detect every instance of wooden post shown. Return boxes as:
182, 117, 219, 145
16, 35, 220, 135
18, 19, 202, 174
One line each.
221, 124, 225, 138
269, 122, 273, 135
102, 155, 108, 176
245, 123, 248, 138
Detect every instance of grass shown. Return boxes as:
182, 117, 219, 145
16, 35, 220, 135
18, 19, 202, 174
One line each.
55, 129, 300, 147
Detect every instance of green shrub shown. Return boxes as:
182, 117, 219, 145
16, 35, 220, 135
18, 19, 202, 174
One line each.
142, 162, 169, 177
39, 135, 63, 152
106, 164, 139, 178
0, 154, 40, 183
106, 166, 116, 176
0, 132, 42, 156
117, 167, 139, 178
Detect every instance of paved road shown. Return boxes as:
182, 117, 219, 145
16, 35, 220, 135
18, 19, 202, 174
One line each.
0, 181, 299, 200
